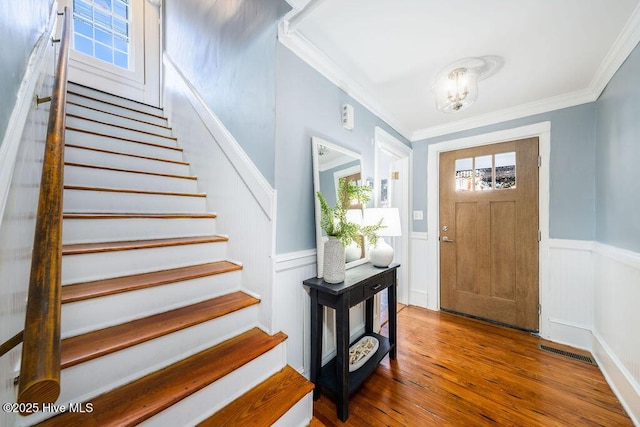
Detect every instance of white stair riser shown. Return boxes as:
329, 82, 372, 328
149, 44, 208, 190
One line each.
61, 270, 242, 337
33, 309, 261, 425
140, 343, 286, 427
273, 393, 314, 427
68, 84, 164, 117
65, 146, 190, 176
67, 116, 177, 148
66, 93, 168, 126
62, 241, 227, 285
63, 217, 216, 244
67, 103, 173, 137
64, 165, 198, 194
63, 189, 206, 214
65, 129, 183, 162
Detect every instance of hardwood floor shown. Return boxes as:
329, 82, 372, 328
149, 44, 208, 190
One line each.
314, 306, 633, 426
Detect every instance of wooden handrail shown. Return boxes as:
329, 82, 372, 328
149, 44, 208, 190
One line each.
17, 7, 70, 410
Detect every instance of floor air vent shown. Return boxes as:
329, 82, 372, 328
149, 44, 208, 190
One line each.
538, 344, 597, 366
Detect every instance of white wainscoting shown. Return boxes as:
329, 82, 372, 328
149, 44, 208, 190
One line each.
273, 251, 367, 374
592, 243, 640, 425
162, 57, 277, 331
0, 8, 58, 427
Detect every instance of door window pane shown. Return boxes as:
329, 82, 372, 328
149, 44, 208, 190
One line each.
474, 155, 493, 191
72, 0, 130, 70
495, 152, 516, 189
455, 158, 473, 191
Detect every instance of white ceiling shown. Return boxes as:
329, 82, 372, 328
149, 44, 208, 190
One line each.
281, 0, 640, 141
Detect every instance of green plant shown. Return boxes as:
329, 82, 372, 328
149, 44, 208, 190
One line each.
316, 178, 383, 247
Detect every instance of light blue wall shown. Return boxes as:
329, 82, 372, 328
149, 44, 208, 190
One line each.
274, 45, 411, 254
0, 1, 53, 146
412, 103, 597, 241
163, 0, 290, 185
595, 42, 640, 253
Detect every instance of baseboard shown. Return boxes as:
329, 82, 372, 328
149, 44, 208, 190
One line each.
162, 53, 276, 220
546, 319, 593, 351
409, 290, 428, 308
592, 331, 640, 426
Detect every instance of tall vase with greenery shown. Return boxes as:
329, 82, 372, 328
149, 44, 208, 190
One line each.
317, 178, 382, 283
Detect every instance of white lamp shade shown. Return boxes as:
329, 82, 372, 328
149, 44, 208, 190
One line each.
363, 208, 402, 237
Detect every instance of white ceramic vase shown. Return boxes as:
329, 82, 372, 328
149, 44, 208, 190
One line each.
323, 236, 346, 283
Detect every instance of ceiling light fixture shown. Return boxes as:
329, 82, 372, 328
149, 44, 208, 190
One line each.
432, 56, 503, 113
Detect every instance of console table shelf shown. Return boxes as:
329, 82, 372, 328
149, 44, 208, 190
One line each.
303, 263, 399, 421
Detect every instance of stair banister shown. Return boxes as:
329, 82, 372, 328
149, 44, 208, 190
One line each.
17, 7, 70, 410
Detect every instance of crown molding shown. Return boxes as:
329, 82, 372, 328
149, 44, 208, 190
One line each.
277, 20, 413, 141
410, 88, 594, 141
279, 3, 640, 143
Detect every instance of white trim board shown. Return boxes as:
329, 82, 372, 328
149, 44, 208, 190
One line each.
426, 122, 552, 337
162, 54, 277, 220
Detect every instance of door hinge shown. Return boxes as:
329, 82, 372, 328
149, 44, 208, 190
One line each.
538, 304, 542, 315
391, 171, 400, 180
538, 230, 542, 242
538, 156, 542, 168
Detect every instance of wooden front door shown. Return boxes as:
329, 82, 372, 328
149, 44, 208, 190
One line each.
439, 138, 539, 331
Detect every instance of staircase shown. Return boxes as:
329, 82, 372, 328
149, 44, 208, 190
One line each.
25, 82, 314, 426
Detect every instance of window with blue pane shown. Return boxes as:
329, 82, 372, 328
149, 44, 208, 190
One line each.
72, 0, 130, 70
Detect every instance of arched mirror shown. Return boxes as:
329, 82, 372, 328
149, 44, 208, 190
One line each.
312, 137, 368, 278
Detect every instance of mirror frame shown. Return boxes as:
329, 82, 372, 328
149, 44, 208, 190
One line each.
312, 136, 368, 278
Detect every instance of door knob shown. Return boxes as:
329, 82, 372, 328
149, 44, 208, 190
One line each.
442, 236, 454, 242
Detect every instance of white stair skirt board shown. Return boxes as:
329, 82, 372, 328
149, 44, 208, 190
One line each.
64, 145, 189, 176
65, 129, 184, 163
66, 92, 168, 127
272, 393, 314, 427
68, 83, 164, 117
140, 343, 286, 427
66, 103, 173, 137
61, 269, 242, 337
64, 164, 198, 194
63, 188, 206, 214
61, 240, 228, 285
63, 216, 216, 244
66, 116, 178, 148
26, 308, 261, 426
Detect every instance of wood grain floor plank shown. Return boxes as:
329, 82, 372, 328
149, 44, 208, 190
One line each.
314, 306, 633, 426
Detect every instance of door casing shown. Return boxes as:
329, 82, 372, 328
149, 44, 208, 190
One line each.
425, 122, 552, 339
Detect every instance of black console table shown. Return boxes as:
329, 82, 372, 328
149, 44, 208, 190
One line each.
303, 263, 399, 421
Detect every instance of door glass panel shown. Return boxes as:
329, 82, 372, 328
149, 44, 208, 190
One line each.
455, 158, 473, 191
474, 155, 493, 191
72, 0, 130, 70
495, 152, 516, 189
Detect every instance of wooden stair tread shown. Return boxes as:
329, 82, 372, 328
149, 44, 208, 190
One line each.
197, 365, 314, 427
65, 143, 188, 164
62, 235, 227, 255
67, 113, 177, 140
66, 126, 181, 152
62, 261, 240, 303
63, 184, 206, 198
67, 89, 166, 119
67, 100, 172, 129
64, 161, 197, 180
61, 291, 260, 368
63, 213, 217, 219
40, 328, 285, 427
